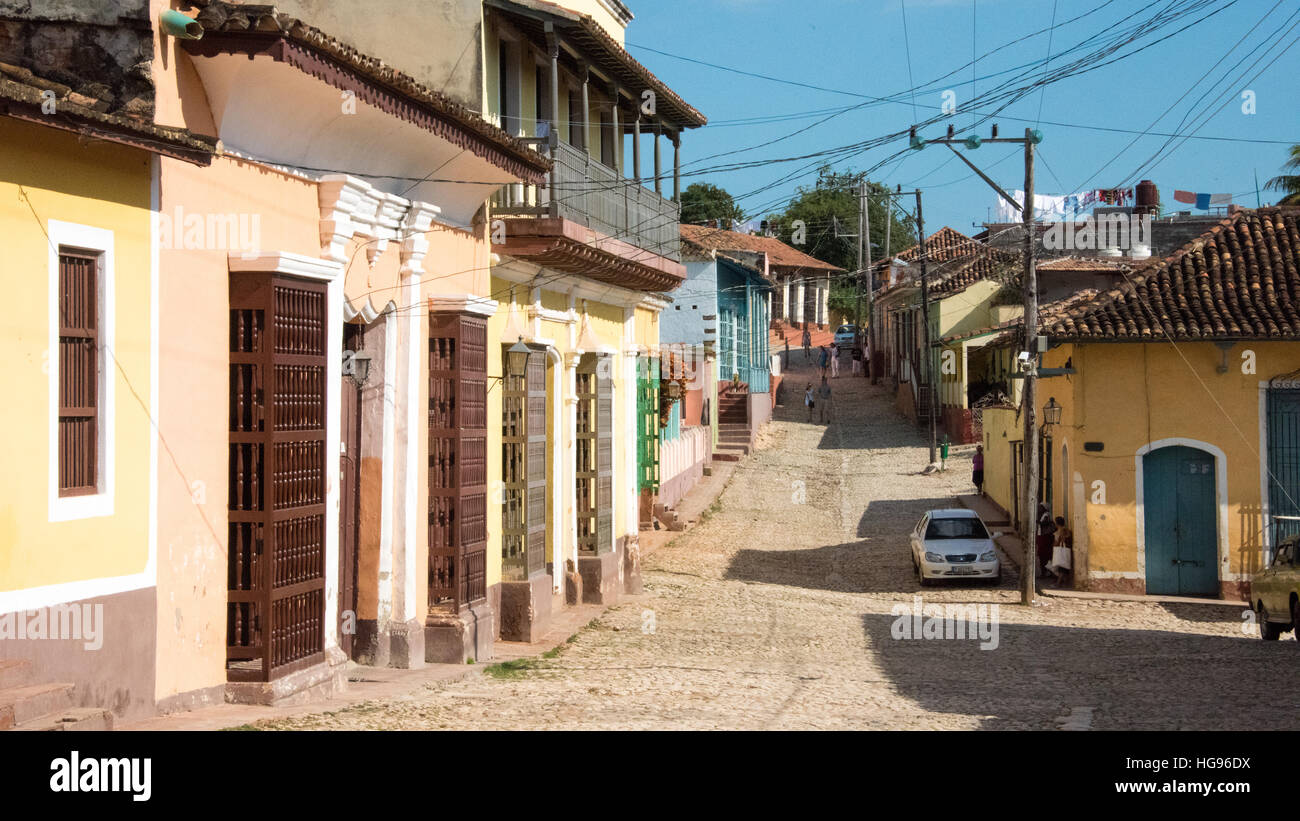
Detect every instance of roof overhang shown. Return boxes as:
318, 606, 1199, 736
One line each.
497, 217, 686, 292
184, 30, 549, 223
0, 76, 215, 166
486, 0, 706, 130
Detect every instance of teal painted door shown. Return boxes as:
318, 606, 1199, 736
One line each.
1266, 388, 1300, 547
1143, 446, 1218, 595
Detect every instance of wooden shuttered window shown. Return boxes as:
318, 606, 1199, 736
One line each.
525, 352, 548, 576
636, 354, 660, 492
428, 312, 488, 613
58, 251, 100, 496
501, 346, 547, 581
577, 353, 613, 555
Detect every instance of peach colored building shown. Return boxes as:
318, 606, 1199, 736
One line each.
144, 1, 548, 708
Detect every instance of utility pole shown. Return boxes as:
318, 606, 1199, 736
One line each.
857, 182, 870, 357
914, 189, 937, 466
909, 123, 1043, 605
870, 186, 900, 386
1019, 128, 1040, 608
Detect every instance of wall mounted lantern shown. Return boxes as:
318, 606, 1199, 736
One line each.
343, 349, 372, 387
1043, 396, 1063, 427
507, 337, 531, 375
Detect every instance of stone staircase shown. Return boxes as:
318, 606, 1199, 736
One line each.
0, 659, 113, 731
768, 320, 833, 355
714, 390, 750, 462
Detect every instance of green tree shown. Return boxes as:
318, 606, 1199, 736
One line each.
1265, 144, 1300, 205
766, 165, 917, 320
679, 182, 745, 225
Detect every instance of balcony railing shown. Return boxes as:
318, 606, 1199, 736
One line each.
494, 138, 681, 262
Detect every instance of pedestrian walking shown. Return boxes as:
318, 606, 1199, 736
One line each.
802, 328, 811, 363
818, 344, 829, 377
817, 376, 833, 423
804, 382, 815, 421
830, 342, 841, 377
1035, 504, 1056, 578
1047, 515, 1073, 587
972, 445, 984, 496
850, 344, 863, 376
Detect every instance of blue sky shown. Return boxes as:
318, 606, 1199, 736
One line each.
626, 0, 1300, 239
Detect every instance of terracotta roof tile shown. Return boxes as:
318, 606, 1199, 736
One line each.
928, 247, 1019, 297
0, 63, 216, 165
1047, 208, 1300, 341
679, 224, 844, 272
1037, 256, 1132, 271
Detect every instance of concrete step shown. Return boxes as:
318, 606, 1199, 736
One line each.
0, 683, 76, 729
712, 452, 742, 462
714, 444, 749, 458
14, 707, 114, 732
0, 659, 31, 690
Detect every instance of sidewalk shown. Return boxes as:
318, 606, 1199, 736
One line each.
121, 440, 740, 731
956, 493, 1247, 608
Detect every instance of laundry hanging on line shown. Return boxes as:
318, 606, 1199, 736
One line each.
994, 188, 1130, 222
1173, 190, 1232, 210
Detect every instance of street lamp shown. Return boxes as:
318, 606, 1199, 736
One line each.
1043, 397, 1062, 427
343, 349, 372, 387
507, 337, 531, 375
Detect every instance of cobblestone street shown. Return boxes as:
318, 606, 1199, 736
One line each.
262, 354, 1299, 731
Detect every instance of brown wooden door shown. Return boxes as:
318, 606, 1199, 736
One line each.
338, 329, 361, 657
228, 273, 328, 682
428, 313, 489, 611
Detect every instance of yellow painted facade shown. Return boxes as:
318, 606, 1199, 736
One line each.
981, 340, 1300, 596
485, 275, 639, 589
0, 117, 153, 590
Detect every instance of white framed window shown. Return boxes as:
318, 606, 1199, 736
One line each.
48, 220, 115, 522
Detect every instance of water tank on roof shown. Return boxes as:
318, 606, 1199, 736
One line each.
1136, 180, 1160, 215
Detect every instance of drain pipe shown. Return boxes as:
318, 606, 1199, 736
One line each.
160, 9, 204, 40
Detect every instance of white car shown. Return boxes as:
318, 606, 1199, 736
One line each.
833, 324, 858, 347
910, 509, 1000, 586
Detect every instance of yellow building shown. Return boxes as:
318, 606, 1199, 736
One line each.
0, 67, 215, 722
479, 0, 705, 640
871, 227, 1019, 441
980, 208, 1300, 600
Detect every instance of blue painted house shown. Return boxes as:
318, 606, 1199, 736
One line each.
668, 225, 775, 460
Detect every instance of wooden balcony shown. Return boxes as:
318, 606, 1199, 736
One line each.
493, 138, 681, 265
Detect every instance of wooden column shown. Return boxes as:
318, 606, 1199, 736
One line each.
671, 131, 681, 202
610, 84, 620, 175
653, 124, 662, 196
545, 25, 560, 218
580, 65, 590, 152
633, 114, 642, 183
